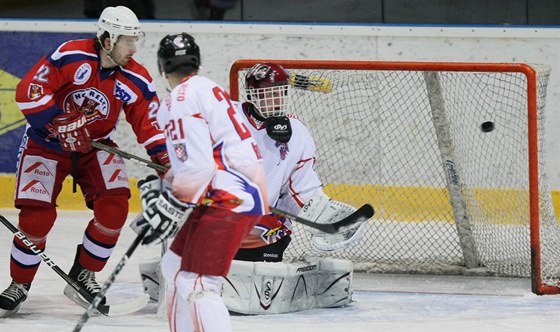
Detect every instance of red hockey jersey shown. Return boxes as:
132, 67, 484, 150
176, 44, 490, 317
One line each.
15, 38, 165, 156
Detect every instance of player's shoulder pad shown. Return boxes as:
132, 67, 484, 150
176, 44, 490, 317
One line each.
120, 59, 157, 96
122, 58, 154, 82
48, 39, 97, 67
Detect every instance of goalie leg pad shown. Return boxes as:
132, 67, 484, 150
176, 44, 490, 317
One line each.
139, 258, 161, 303
221, 259, 320, 314
315, 258, 353, 308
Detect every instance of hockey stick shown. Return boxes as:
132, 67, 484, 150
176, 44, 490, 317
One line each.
91, 141, 374, 234
73, 226, 150, 332
0, 214, 148, 316
270, 204, 373, 234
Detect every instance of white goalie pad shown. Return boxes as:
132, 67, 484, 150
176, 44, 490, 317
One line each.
298, 190, 367, 252
220, 258, 353, 315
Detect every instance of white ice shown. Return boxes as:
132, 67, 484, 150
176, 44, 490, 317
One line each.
1, 209, 559, 332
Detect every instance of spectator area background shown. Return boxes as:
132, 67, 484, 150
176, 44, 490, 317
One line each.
0, 20, 558, 211
1, 0, 559, 24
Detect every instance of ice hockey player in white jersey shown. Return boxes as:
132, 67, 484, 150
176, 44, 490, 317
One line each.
220, 62, 367, 314
136, 62, 368, 316
137, 33, 269, 331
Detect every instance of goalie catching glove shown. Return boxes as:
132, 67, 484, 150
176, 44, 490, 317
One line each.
298, 190, 367, 252
141, 190, 193, 246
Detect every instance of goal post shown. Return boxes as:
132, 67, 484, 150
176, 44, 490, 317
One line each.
229, 60, 560, 295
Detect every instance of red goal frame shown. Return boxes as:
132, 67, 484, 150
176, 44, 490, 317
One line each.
229, 59, 554, 295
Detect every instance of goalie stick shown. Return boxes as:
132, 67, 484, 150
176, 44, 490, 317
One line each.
91, 141, 374, 234
73, 227, 150, 332
0, 214, 149, 317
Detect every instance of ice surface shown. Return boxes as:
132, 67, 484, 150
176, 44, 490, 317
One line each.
0, 209, 559, 332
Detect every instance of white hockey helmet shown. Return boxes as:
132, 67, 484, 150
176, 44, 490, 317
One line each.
97, 6, 144, 51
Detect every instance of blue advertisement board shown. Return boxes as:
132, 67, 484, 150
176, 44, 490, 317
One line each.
0, 31, 92, 173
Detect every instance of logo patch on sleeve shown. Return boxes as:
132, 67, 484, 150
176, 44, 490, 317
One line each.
28, 83, 44, 100
74, 63, 92, 85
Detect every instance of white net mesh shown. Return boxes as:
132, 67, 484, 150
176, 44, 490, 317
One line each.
233, 61, 560, 293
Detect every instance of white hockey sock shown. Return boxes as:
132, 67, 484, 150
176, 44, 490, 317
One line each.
161, 252, 231, 332
172, 272, 231, 332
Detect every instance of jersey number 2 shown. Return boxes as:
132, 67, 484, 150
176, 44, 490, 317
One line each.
213, 86, 251, 140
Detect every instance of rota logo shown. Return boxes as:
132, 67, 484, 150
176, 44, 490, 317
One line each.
24, 162, 54, 177
108, 169, 127, 183
21, 179, 50, 195
103, 154, 125, 166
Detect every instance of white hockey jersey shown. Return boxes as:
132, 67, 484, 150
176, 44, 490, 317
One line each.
157, 75, 268, 216
234, 102, 323, 248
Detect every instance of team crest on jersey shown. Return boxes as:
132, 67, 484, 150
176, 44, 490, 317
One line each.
173, 143, 188, 162
255, 224, 286, 245
114, 80, 138, 104
28, 83, 44, 100
275, 141, 289, 162
66, 88, 109, 122
74, 64, 92, 85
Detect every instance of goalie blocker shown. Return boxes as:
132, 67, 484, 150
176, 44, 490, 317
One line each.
220, 258, 353, 314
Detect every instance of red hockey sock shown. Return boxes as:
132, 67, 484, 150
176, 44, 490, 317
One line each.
79, 194, 129, 271
11, 205, 56, 283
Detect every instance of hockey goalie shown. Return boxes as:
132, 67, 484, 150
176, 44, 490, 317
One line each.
135, 62, 368, 315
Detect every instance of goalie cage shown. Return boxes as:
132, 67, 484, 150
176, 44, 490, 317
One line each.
230, 60, 560, 295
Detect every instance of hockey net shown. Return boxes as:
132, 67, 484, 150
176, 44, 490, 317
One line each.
229, 60, 560, 295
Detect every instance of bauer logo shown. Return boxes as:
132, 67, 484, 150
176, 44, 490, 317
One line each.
74, 63, 92, 85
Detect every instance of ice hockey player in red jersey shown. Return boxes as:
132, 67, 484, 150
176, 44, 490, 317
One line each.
0, 6, 169, 318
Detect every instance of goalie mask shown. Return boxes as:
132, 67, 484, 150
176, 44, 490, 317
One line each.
245, 63, 293, 142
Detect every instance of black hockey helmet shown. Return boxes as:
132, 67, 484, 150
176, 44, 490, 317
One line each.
157, 33, 200, 74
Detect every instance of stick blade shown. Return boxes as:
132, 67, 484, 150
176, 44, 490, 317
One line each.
332, 203, 375, 232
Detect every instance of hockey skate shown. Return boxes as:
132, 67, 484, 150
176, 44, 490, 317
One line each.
63, 245, 106, 312
0, 280, 31, 318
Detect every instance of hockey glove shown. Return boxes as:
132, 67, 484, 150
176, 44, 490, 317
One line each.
130, 175, 162, 235
142, 190, 193, 246
299, 190, 367, 253
52, 111, 92, 153
150, 150, 171, 176
311, 222, 367, 253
